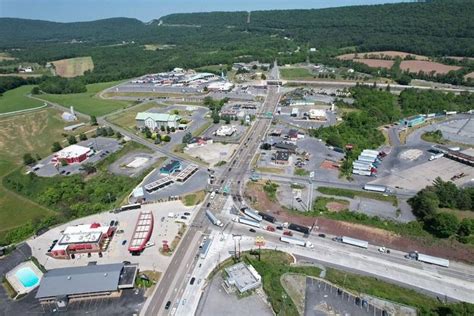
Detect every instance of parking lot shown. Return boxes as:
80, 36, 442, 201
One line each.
27, 201, 200, 272
186, 143, 238, 167
139, 162, 208, 201
32, 137, 122, 177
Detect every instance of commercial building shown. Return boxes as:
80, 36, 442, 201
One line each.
206, 81, 234, 91
400, 115, 425, 127
224, 262, 261, 293
214, 125, 237, 137
47, 223, 116, 259
308, 109, 327, 120
135, 112, 181, 130
51, 144, 92, 165
273, 142, 297, 153
274, 151, 290, 164
160, 160, 181, 175
128, 211, 154, 253
35, 263, 138, 305
175, 164, 199, 183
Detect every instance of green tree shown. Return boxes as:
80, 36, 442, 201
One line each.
51, 141, 62, 153
23, 153, 36, 165
428, 212, 460, 238
106, 127, 114, 136
160, 125, 165, 132
115, 131, 122, 139
31, 86, 40, 95
408, 190, 439, 219
182, 132, 193, 144
261, 73, 267, 80
145, 129, 152, 138
90, 115, 98, 126
81, 163, 96, 175
171, 127, 176, 133
79, 133, 87, 141
162, 135, 171, 142
67, 135, 77, 145
457, 218, 473, 243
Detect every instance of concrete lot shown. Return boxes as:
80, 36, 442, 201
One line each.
276, 107, 337, 130
33, 137, 121, 177
434, 116, 474, 145
203, 123, 249, 144
140, 162, 208, 201
27, 201, 199, 272
371, 157, 474, 191
196, 274, 272, 316
108, 151, 165, 177
186, 143, 238, 167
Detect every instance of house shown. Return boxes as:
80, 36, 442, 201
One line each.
136, 112, 181, 131
287, 129, 299, 141
274, 151, 290, 165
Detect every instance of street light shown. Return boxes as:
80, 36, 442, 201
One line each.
232, 234, 242, 260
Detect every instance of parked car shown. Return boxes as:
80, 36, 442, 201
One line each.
184, 212, 190, 216
122, 240, 127, 246
180, 216, 187, 220
318, 233, 326, 238
190, 277, 196, 285
249, 228, 256, 233
165, 301, 171, 310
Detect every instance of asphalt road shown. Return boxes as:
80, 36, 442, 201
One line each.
142, 69, 282, 315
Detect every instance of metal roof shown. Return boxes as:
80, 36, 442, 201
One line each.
35, 263, 124, 299
135, 112, 181, 122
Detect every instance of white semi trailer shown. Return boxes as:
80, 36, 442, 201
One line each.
235, 216, 261, 228
206, 209, 223, 227
280, 236, 314, 248
341, 236, 369, 248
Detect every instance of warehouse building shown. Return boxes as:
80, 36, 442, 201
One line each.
224, 262, 261, 293
47, 223, 116, 259
51, 144, 92, 165
35, 263, 138, 306
135, 112, 181, 130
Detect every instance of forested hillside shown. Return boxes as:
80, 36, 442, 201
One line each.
0, 0, 473, 93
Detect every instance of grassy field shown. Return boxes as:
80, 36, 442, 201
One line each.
143, 44, 175, 51
0, 85, 44, 114
40, 81, 131, 116
51, 56, 94, 78
0, 108, 90, 235
318, 186, 398, 207
0, 52, 15, 61
107, 102, 161, 132
182, 190, 206, 206
294, 168, 310, 176
280, 67, 314, 80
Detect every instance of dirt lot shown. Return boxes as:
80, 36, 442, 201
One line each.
244, 182, 474, 264
352, 59, 394, 69
51, 56, 94, 77
320, 160, 340, 171
465, 72, 474, 79
337, 51, 428, 61
400, 60, 461, 74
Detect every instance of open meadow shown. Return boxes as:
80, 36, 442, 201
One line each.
50, 56, 94, 77
39, 81, 132, 116
0, 85, 44, 114
0, 108, 90, 236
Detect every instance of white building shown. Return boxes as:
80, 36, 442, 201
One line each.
308, 109, 327, 120
225, 262, 261, 293
206, 81, 234, 92
135, 112, 181, 130
214, 125, 237, 137
51, 144, 92, 164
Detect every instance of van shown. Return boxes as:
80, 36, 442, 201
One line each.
210, 192, 216, 199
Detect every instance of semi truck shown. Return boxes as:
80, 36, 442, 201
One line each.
206, 209, 223, 227
235, 216, 260, 228
341, 236, 369, 248
280, 236, 314, 248
242, 208, 262, 222
429, 153, 444, 161
288, 223, 310, 235
363, 184, 387, 193
352, 169, 373, 176
406, 251, 449, 267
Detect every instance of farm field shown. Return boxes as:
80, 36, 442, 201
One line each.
0, 85, 44, 114
39, 81, 131, 116
352, 58, 394, 69
400, 60, 461, 74
337, 51, 429, 60
0, 52, 15, 61
280, 67, 314, 79
50, 56, 94, 77
0, 109, 89, 236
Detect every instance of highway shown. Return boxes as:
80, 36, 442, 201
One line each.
142, 64, 282, 315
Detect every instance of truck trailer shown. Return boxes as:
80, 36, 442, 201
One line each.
341, 236, 369, 248
352, 169, 373, 176
236, 216, 261, 228
353, 164, 373, 171
407, 252, 449, 267
288, 223, 310, 235
280, 236, 314, 248
358, 155, 377, 163
361, 149, 380, 157
243, 208, 262, 222
258, 212, 276, 223
206, 209, 223, 227
363, 184, 387, 193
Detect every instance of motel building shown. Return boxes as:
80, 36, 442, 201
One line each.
47, 223, 116, 259
51, 144, 92, 165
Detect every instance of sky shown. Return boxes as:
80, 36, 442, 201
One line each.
0, 0, 408, 22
